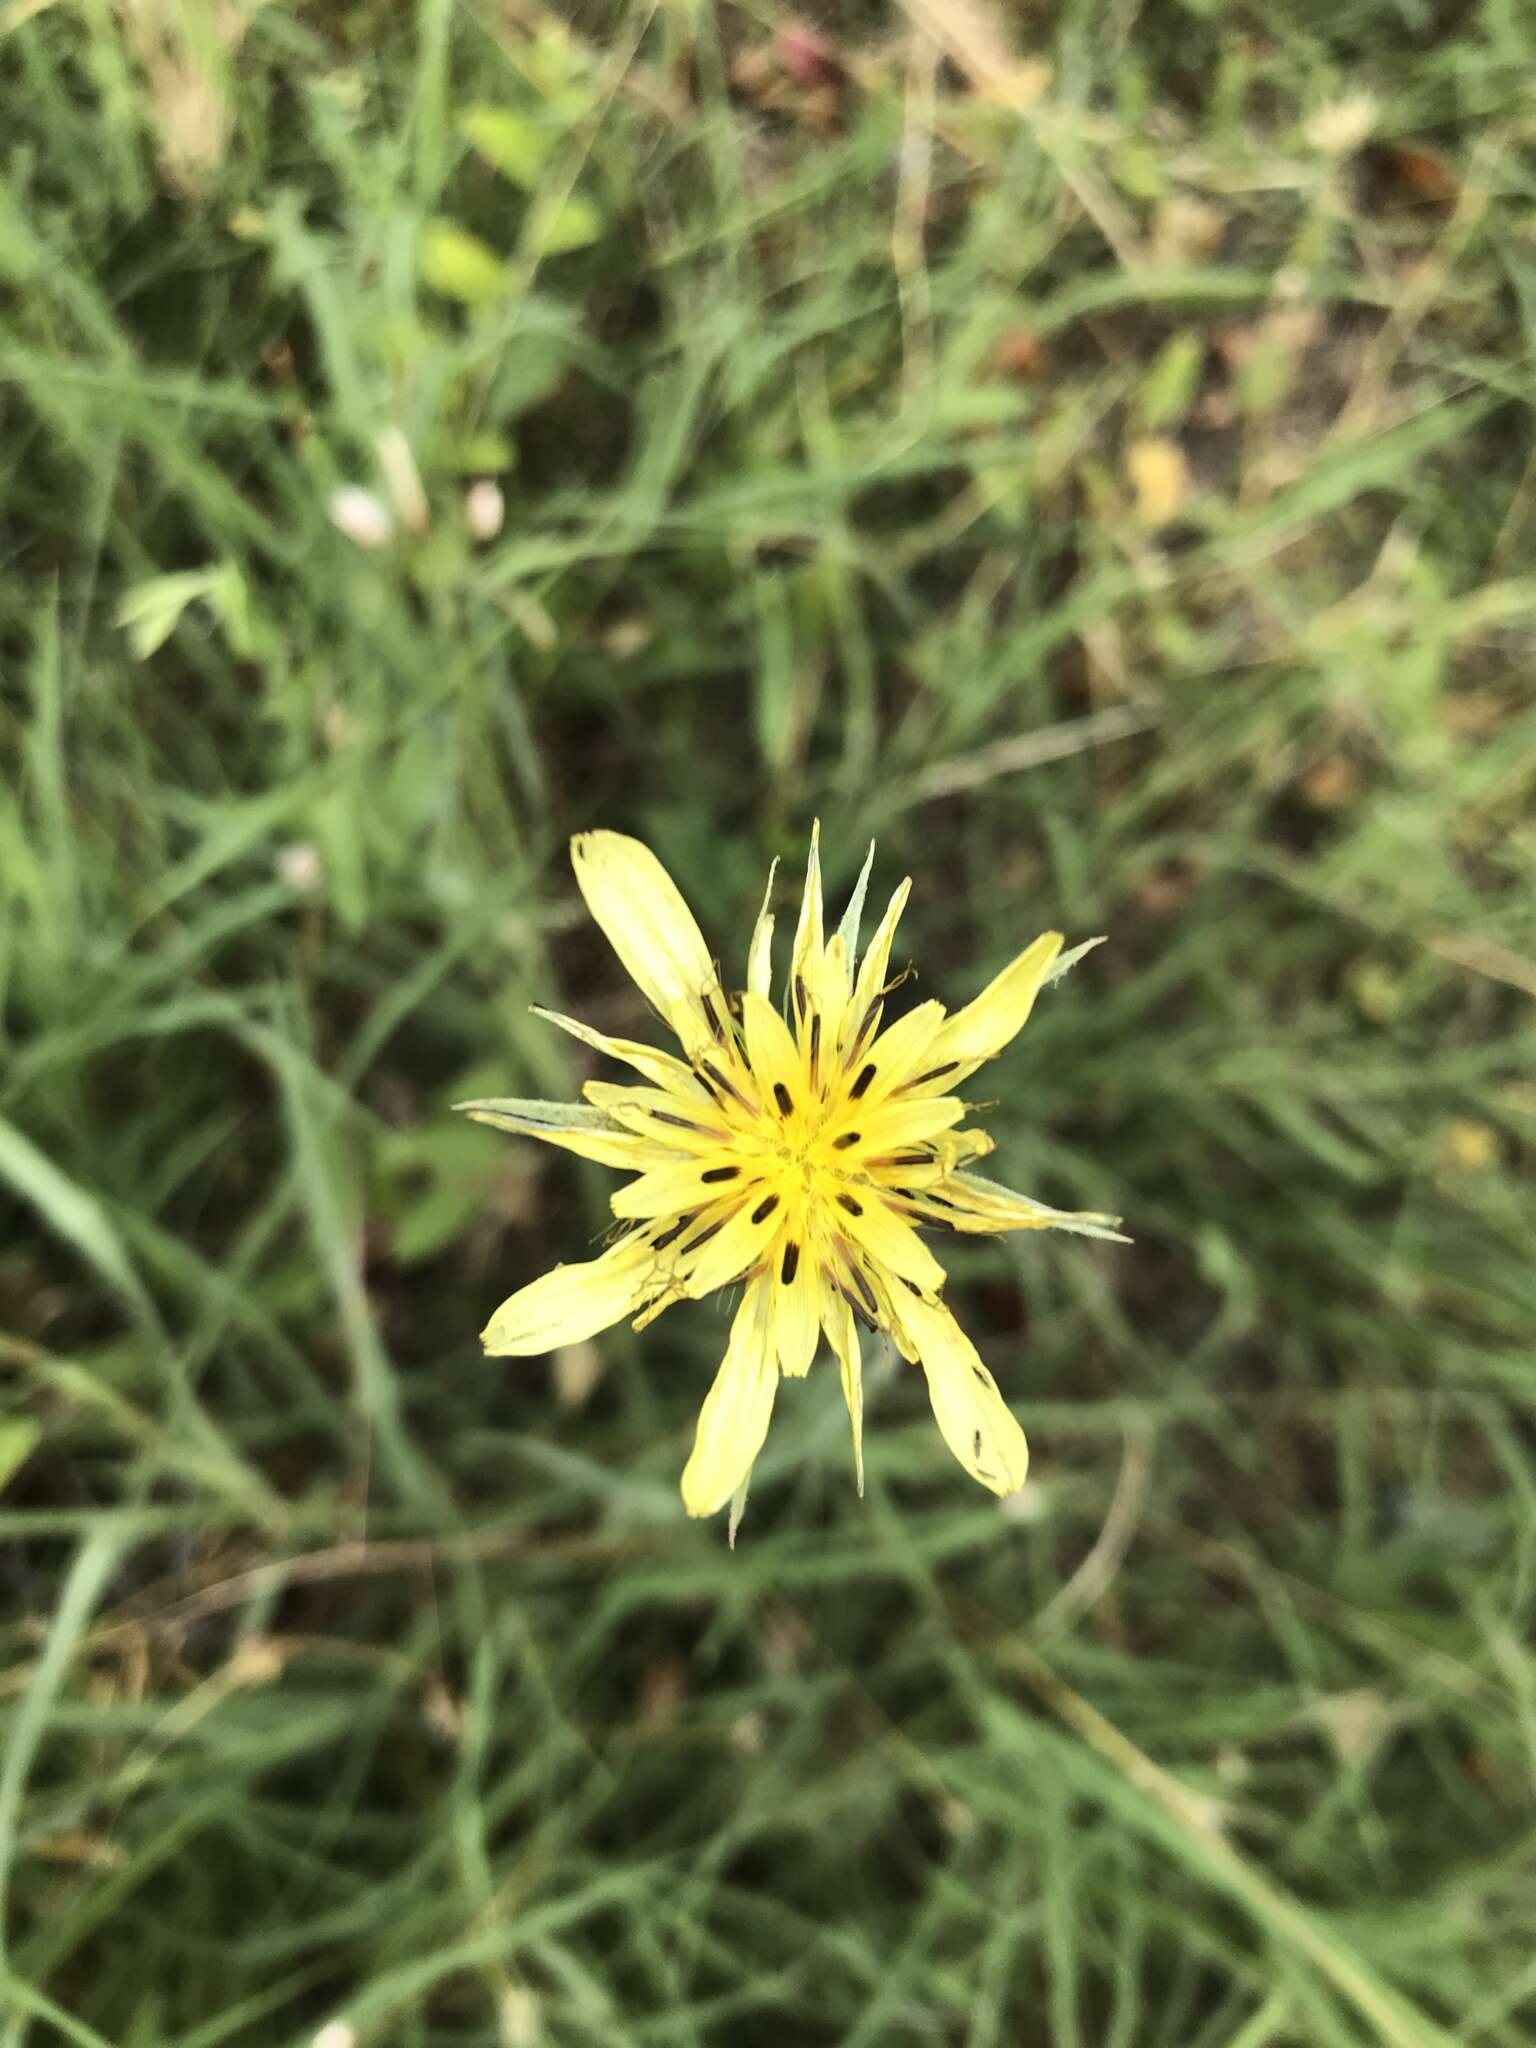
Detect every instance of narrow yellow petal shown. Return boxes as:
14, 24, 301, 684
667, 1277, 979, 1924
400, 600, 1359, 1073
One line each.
679, 1187, 788, 1295
929, 931, 1063, 1068
941, 1171, 1130, 1242
456, 1097, 664, 1170
583, 1081, 730, 1152
895, 1289, 1029, 1496
861, 1127, 993, 1188
824, 1289, 864, 1494
837, 1000, 946, 1113
482, 1232, 656, 1356
770, 1226, 822, 1377
571, 832, 722, 1052
843, 878, 911, 1054
790, 820, 824, 1004
800, 930, 849, 1060
833, 840, 877, 989
741, 992, 802, 1116
611, 1158, 764, 1221
532, 1006, 710, 1099
747, 857, 778, 1000
681, 1278, 777, 1517
857, 1095, 968, 1154
834, 1192, 947, 1293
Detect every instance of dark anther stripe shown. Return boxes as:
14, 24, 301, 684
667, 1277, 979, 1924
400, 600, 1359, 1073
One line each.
837, 1193, 863, 1216
833, 1130, 861, 1149
652, 1213, 696, 1252
699, 1059, 753, 1111
794, 972, 808, 1016
843, 1260, 879, 1319
703, 993, 728, 1043
700, 1165, 739, 1183
840, 1287, 879, 1332
780, 1241, 800, 1285
682, 1218, 727, 1253
751, 1193, 780, 1224
773, 1081, 794, 1116
808, 1014, 821, 1078
905, 1060, 959, 1089
649, 1107, 709, 1132
849, 1063, 876, 1100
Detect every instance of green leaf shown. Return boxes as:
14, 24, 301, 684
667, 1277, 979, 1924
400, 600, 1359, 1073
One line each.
1136, 331, 1204, 430
542, 194, 603, 254
450, 431, 516, 473
419, 219, 510, 305
114, 563, 255, 660
0, 1418, 41, 1493
374, 1124, 497, 1268
208, 560, 257, 659
461, 106, 555, 189
0, 1117, 156, 1328
115, 568, 222, 660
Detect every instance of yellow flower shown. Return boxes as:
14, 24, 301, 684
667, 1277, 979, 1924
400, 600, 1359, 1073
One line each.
460, 828, 1125, 1521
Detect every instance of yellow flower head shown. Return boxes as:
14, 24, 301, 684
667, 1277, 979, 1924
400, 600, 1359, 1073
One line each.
460, 828, 1125, 1521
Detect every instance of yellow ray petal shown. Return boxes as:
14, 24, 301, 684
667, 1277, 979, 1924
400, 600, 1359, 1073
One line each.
790, 819, 824, 1013
838, 1000, 946, 1115
856, 1095, 969, 1154
833, 840, 877, 990
747, 857, 778, 1000
824, 1288, 864, 1494
770, 1230, 823, 1377
799, 930, 850, 1066
741, 992, 803, 1118
610, 1157, 765, 1221
571, 831, 723, 1054
834, 1191, 948, 1293
863, 1127, 994, 1186
941, 1171, 1130, 1242
929, 931, 1063, 1068
532, 1006, 710, 1099
583, 1081, 731, 1152
895, 1289, 1029, 1496
843, 877, 911, 1054
455, 1097, 665, 1171
678, 1182, 790, 1295
482, 1231, 657, 1356
680, 1277, 777, 1518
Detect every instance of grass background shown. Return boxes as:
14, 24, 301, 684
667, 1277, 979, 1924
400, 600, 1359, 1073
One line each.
2, 1, 1534, 2043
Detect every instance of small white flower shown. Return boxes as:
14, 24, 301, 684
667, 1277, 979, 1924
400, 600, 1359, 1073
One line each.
276, 842, 324, 892
465, 478, 506, 541
327, 486, 392, 549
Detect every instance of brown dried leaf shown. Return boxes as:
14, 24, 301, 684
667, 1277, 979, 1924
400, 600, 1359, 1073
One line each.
994, 328, 1050, 379
1301, 756, 1363, 809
